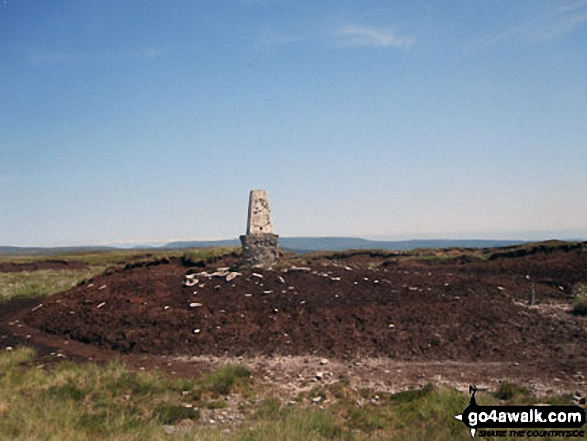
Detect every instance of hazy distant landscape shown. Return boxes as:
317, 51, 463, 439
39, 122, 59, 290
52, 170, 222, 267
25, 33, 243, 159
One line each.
0, 237, 530, 255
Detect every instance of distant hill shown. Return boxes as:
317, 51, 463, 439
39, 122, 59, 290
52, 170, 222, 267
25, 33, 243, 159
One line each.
163, 239, 240, 249
0, 237, 535, 256
0, 246, 118, 255
164, 237, 527, 252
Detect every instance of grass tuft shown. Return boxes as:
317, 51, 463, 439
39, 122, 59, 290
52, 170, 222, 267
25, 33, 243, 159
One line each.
493, 381, 530, 401
199, 364, 251, 397
572, 283, 587, 315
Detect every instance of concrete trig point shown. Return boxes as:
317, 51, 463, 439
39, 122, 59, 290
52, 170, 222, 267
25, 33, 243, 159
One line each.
239, 190, 279, 267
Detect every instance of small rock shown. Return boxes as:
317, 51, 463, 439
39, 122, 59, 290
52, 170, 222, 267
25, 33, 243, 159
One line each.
6, 346, 13, 351
190, 303, 203, 308
315, 372, 324, 380
97, 302, 106, 308
320, 358, 329, 365
388, 324, 395, 329
252, 273, 263, 279
194, 329, 201, 334
226, 272, 240, 282
288, 266, 310, 272
276, 276, 286, 284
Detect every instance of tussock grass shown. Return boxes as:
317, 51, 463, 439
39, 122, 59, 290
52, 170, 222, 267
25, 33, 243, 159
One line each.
0, 351, 567, 441
198, 364, 251, 397
572, 283, 587, 315
0, 267, 106, 301
0, 348, 215, 441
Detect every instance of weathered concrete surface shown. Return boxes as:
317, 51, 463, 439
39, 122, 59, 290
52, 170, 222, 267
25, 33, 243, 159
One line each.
241, 190, 279, 267
246, 190, 274, 235
239, 233, 279, 267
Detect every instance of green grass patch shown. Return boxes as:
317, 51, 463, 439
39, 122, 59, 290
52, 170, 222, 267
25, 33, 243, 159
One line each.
0, 267, 106, 301
0, 347, 574, 440
152, 403, 200, 424
493, 381, 531, 402
572, 283, 587, 315
198, 364, 251, 397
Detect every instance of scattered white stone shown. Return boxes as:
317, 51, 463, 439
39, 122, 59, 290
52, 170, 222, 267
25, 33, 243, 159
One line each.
244, 293, 252, 297
497, 286, 505, 291
315, 372, 324, 380
6, 346, 13, 351
311, 396, 323, 403
252, 273, 263, 279
289, 266, 311, 272
226, 272, 241, 282
98, 285, 106, 290
31, 304, 43, 312
276, 276, 286, 284
388, 324, 395, 329
344, 266, 352, 271
190, 303, 203, 308
319, 358, 329, 365
185, 274, 197, 279
329, 276, 341, 281
217, 267, 229, 272
185, 279, 198, 287
97, 302, 106, 308
264, 290, 273, 294
164, 305, 170, 310
194, 329, 201, 334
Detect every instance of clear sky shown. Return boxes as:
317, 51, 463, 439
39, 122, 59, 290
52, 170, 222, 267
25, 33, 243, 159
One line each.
1, 0, 586, 247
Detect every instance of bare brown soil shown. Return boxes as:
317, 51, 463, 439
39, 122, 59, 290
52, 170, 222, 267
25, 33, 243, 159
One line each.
2, 243, 587, 394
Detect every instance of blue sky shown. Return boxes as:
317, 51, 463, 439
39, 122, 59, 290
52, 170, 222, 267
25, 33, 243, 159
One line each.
1, 0, 586, 246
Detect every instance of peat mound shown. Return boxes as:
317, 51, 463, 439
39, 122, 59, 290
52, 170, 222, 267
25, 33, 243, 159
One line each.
23, 249, 587, 362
